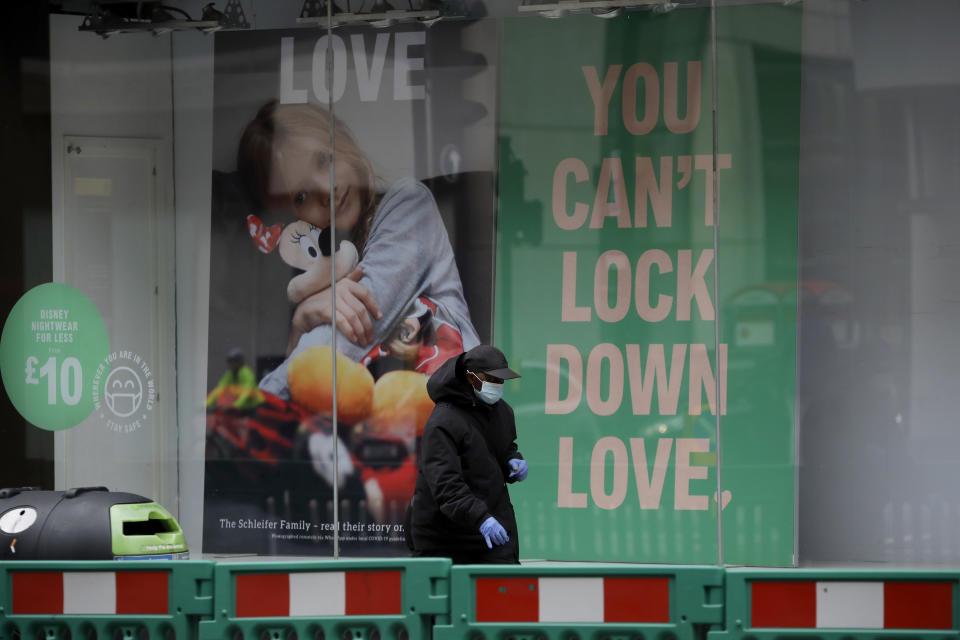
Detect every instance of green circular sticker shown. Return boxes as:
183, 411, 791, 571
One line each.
0, 283, 110, 430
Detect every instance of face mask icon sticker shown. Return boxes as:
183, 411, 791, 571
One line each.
104, 366, 143, 418
0, 507, 37, 534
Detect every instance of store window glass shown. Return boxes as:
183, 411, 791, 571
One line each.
41, 15, 178, 512
198, 3, 734, 561
204, 16, 498, 556
494, 5, 726, 563
792, 0, 960, 565
0, 8, 192, 561
711, 0, 960, 567
5, 0, 959, 566
713, 1, 802, 566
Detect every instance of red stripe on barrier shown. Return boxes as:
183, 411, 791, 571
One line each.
12, 572, 64, 615
751, 582, 816, 628
116, 571, 169, 615
345, 571, 403, 615
236, 574, 290, 617
884, 582, 952, 629
475, 577, 538, 622
604, 577, 670, 623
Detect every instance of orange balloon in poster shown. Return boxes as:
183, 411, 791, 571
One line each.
287, 345, 374, 424
370, 370, 434, 437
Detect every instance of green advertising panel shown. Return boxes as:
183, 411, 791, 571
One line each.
0, 283, 111, 430
496, 6, 800, 564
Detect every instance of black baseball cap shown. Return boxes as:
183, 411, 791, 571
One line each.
462, 345, 521, 380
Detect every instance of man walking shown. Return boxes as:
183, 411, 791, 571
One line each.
409, 345, 528, 563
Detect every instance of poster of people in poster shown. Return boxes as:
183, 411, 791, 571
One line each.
203, 20, 498, 555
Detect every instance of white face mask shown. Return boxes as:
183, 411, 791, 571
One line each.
470, 372, 504, 404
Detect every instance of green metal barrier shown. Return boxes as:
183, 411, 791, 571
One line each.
433, 563, 724, 640
15, 555, 959, 640
709, 568, 960, 640
0, 560, 215, 640
197, 558, 451, 640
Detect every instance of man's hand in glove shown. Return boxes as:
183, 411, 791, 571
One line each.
479, 516, 509, 548
508, 458, 528, 482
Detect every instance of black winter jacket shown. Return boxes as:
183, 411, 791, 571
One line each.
409, 352, 523, 553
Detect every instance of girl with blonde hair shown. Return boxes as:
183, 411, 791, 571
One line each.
238, 100, 480, 398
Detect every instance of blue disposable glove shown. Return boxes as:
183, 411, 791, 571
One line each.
479, 516, 509, 548
508, 458, 529, 482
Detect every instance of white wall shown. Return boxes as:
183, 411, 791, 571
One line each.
50, 13, 210, 550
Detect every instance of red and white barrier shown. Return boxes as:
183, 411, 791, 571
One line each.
234, 570, 402, 617
751, 581, 953, 629
474, 576, 670, 623
11, 571, 169, 615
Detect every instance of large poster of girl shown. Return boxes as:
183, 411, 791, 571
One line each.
203, 21, 498, 555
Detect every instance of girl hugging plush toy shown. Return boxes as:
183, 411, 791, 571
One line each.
231, 100, 481, 525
